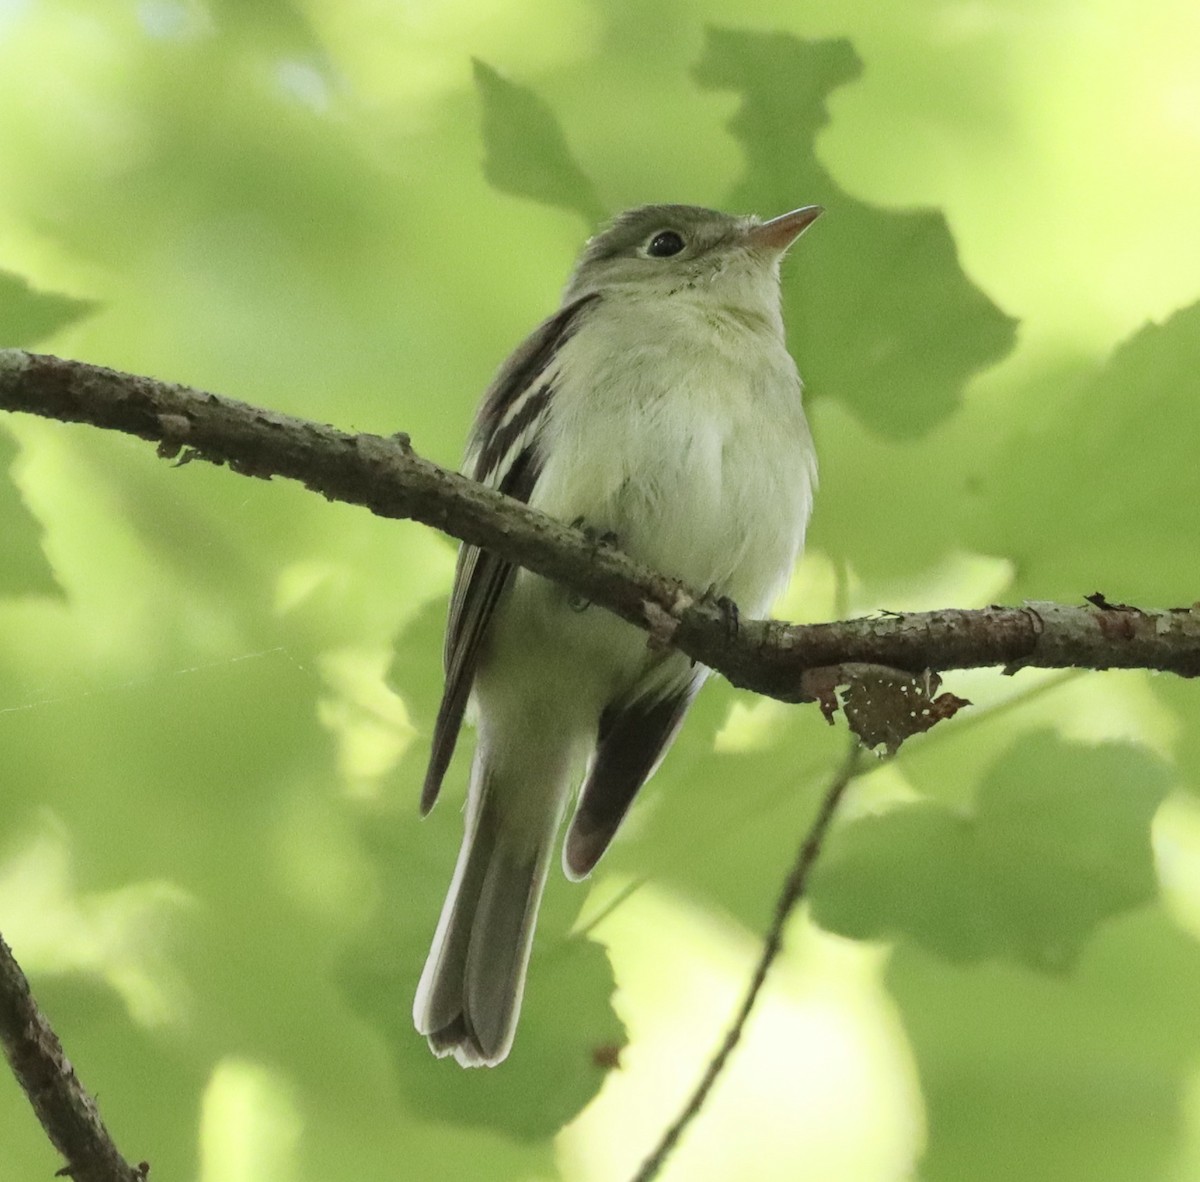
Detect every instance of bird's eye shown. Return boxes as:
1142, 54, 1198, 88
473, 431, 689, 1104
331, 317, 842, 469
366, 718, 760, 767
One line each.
645, 230, 686, 258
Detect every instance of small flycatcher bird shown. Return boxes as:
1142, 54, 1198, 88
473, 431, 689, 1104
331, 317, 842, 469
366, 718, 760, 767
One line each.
414, 203, 821, 1066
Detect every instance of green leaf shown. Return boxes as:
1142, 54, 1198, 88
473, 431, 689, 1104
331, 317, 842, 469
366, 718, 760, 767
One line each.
473, 59, 606, 225
0, 270, 96, 596
889, 910, 1200, 1181
972, 300, 1200, 603
810, 733, 1171, 968
696, 28, 1017, 438
0, 431, 57, 597
0, 269, 96, 347
0, 271, 97, 595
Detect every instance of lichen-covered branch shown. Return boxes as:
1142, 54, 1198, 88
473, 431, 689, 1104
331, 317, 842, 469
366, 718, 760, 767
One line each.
1, 348, 1198, 695
0, 933, 146, 1182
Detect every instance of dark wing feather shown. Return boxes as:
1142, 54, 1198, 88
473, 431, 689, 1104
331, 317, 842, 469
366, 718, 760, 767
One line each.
421, 449, 538, 812
421, 293, 600, 814
563, 673, 704, 879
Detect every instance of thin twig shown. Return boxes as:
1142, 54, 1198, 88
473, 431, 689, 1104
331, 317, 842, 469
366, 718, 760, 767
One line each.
0, 932, 146, 1182
629, 743, 866, 1182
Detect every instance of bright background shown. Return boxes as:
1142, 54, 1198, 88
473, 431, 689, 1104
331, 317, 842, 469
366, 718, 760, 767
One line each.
2, 2, 1200, 1179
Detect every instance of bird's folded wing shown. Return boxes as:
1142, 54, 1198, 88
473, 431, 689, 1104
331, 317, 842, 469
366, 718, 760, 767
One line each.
421, 292, 601, 813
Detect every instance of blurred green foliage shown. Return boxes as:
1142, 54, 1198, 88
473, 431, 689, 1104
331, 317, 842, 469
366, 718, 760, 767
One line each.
810, 733, 1172, 967
1, 3, 1199, 1181
0, 270, 94, 595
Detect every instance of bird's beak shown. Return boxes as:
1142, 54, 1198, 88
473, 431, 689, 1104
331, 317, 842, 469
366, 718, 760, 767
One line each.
746, 205, 824, 253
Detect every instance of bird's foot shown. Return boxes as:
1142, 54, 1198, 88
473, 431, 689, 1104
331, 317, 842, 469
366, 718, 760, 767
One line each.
569, 516, 620, 549
567, 518, 619, 612
702, 585, 740, 643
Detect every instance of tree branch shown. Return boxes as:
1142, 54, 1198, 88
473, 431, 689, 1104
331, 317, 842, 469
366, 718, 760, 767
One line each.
2, 349, 1198, 696
0, 932, 146, 1182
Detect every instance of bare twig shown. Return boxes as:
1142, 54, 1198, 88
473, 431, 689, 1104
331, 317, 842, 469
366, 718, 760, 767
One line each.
0, 933, 146, 1182
1, 350, 1197, 695
629, 744, 866, 1182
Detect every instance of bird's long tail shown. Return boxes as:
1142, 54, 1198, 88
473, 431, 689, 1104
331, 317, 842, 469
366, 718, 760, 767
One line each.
413, 759, 566, 1067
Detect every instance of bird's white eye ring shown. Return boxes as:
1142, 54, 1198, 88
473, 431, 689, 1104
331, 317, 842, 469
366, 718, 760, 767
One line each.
644, 230, 686, 258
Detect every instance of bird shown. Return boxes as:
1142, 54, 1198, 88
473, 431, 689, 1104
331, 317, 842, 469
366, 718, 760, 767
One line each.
413, 202, 821, 1066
